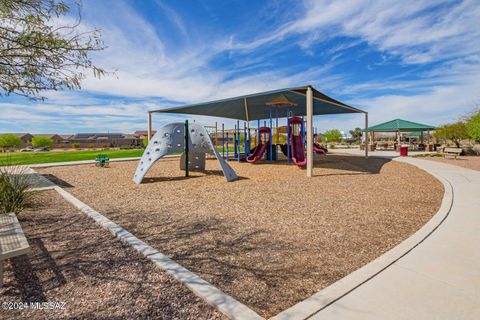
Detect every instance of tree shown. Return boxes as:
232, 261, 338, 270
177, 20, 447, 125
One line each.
0, 0, 105, 99
349, 127, 363, 142
0, 134, 22, 150
322, 129, 342, 143
31, 136, 53, 148
433, 122, 469, 147
466, 111, 480, 143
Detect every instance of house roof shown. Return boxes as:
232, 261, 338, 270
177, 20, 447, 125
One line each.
34, 134, 62, 138
150, 86, 364, 121
2, 133, 32, 138
365, 119, 436, 132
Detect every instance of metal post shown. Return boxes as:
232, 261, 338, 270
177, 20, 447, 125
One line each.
257, 119, 260, 144
365, 112, 369, 158
287, 108, 291, 163
244, 122, 247, 157
234, 125, 237, 158
226, 132, 229, 160
263, 120, 267, 160
147, 112, 152, 141
275, 107, 279, 161
269, 108, 273, 161
306, 86, 313, 177
215, 121, 218, 149
237, 120, 240, 162
248, 127, 251, 154
184, 120, 189, 177
222, 123, 225, 158
301, 115, 305, 147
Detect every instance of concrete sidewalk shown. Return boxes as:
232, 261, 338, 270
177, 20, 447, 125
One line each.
308, 152, 480, 319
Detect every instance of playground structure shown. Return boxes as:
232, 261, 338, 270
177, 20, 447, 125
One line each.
146, 86, 368, 177
133, 122, 238, 184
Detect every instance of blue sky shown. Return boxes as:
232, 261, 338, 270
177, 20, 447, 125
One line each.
1, 0, 479, 134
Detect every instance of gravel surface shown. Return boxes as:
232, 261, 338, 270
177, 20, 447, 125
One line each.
424, 155, 480, 171
37, 154, 443, 317
0, 190, 225, 320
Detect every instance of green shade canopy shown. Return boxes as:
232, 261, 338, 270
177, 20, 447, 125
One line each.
150, 86, 365, 121
364, 119, 435, 132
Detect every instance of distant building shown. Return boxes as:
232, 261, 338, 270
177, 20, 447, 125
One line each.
69, 133, 142, 148
134, 130, 157, 139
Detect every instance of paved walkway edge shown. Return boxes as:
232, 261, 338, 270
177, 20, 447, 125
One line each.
50, 184, 264, 320
271, 158, 453, 320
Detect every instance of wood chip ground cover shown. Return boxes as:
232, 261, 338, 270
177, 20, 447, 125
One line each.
36, 154, 444, 317
0, 191, 225, 320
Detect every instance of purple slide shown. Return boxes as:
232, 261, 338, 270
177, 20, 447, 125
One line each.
289, 117, 307, 167
247, 127, 270, 163
313, 142, 328, 154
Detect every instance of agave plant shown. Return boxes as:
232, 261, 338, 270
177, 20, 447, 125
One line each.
0, 158, 35, 214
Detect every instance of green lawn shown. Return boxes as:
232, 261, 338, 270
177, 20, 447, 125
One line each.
0, 146, 245, 166
0, 149, 144, 165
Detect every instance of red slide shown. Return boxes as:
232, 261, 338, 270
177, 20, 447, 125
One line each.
289, 117, 307, 167
247, 127, 270, 163
313, 142, 328, 154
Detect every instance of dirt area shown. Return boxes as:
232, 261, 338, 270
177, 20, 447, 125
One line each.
37, 154, 444, 317
424, 156, 480, 171
0, 190, 225, 320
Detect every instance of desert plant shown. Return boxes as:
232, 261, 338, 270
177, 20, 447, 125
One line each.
349, 127, 363, 142
31, 136, 53, 148
0, 162, 35, 214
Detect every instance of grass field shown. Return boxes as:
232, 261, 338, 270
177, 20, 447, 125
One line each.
0, 146, 239, 166
0, 149, 144, 165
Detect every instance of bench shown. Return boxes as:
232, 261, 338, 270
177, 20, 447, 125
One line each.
95, 154, 110, 167
0, 212, 30, 287
443, 147, 462, 159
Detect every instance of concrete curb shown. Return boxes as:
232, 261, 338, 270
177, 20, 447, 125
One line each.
47, 184, 263, 320
270, 158, 453, 320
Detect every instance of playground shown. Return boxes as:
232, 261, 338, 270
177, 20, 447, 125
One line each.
36, 153, 443, 317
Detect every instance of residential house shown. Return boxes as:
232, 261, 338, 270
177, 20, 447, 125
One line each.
69, 133, 142, 148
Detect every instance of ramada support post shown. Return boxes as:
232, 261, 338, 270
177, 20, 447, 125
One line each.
147, 111, 152, 141
365, 112, 369, 158
306, 86, 313, 177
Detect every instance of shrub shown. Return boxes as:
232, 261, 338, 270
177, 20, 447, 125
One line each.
72, 143, 80, 149
0, 163, 35, 214
0, 134, 22, 151
31, 136, 53, 148
322, 129, 342, 143
466, 111, 480, 143
88, 144, 95, 149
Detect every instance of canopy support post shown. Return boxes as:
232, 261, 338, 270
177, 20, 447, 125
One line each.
147, 112, 152, 141
364, 112, 369, 158
306, 86, 313, 177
